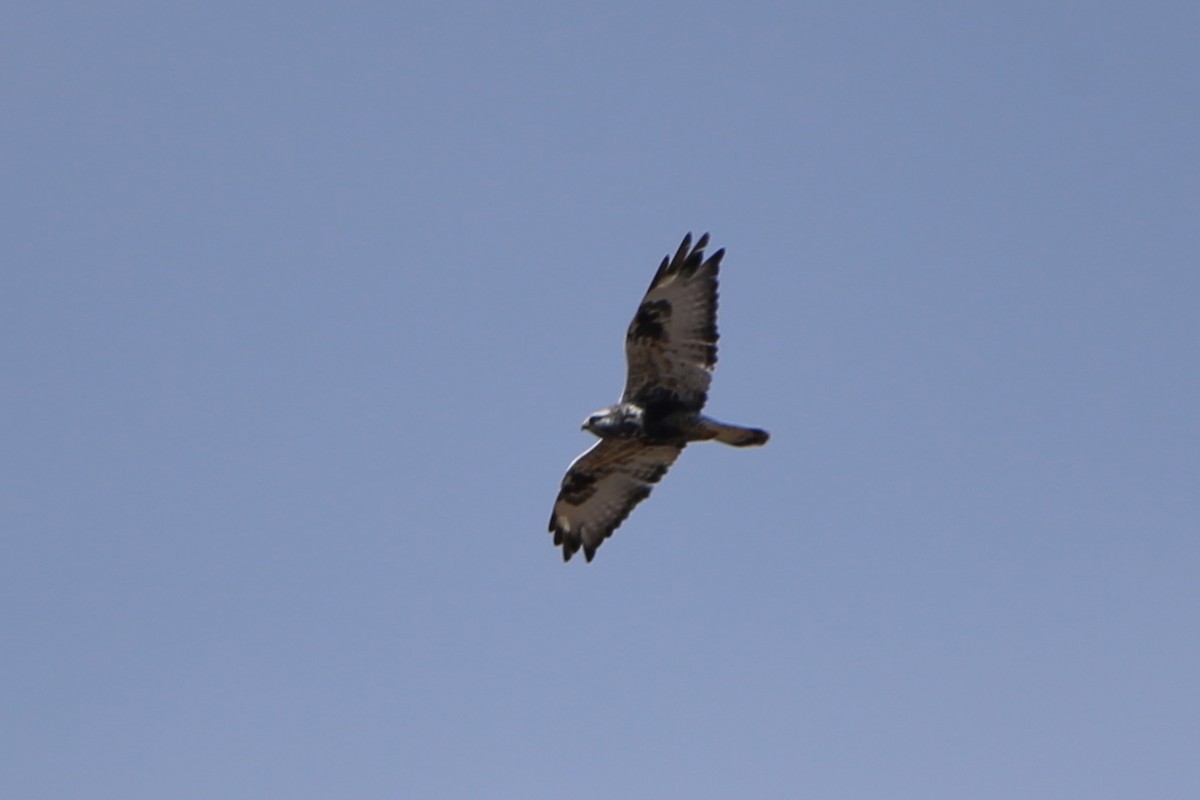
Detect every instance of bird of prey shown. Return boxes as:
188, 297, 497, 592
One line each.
549, 233, 769, 562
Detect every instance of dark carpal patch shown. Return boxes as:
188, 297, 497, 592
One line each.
559, 470, 599, 504
629, 299, 672, 342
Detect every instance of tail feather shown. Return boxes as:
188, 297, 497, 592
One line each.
709, 421, 770, 447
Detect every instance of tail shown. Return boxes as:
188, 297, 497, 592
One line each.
707, 420, 770, 447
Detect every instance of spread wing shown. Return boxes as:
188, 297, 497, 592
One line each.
622, 232, 722, 412
549, 438, 684, 562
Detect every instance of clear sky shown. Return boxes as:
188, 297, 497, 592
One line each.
3, 2, 1198, 797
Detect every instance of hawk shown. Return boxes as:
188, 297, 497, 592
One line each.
549, 233, 769, 562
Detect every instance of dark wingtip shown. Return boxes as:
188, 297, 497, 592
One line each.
707, 247, 725, 273
552, 516, 580, 562
673, 233, 694, 265
695, 231, 710, 251
559, 534, 579, 562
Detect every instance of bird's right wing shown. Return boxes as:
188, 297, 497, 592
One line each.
548, 438, 684, 562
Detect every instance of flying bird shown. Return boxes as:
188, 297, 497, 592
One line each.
549, 233, 769, 562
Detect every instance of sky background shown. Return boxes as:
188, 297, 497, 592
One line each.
3, 2, 1198, 797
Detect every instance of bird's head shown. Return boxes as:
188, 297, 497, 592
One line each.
582, 405, 642, 438
582, 408, 613, 435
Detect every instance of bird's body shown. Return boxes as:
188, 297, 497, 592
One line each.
549, 233, 769, 562
583, 402, 767, 448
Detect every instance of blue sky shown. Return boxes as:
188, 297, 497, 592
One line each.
3, 2, 1198, 797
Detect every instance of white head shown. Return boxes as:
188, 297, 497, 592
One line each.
582, 404, 643, 438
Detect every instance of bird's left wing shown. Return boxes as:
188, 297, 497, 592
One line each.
622, 232, 722, 411
549, 438, 684, 562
